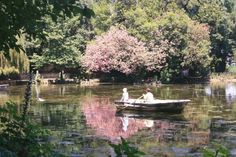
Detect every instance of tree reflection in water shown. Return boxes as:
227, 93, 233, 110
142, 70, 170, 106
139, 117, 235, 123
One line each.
204, 83, 236, 104
81, 97, 210, 148
82, 97, 146, 141
225, 83, 236, 103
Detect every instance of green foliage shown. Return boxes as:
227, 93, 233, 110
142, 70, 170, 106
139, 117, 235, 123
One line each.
2, 0, 236, 81
30, 14, 92, 70
109, 137, 145, 157
123, 6, 157, 41
203, 144, 230, 157
186, 0, 236, 72
0, 67, 19, 80
160, 68, 173, 83
0, 102, 53, 157
91, 0, 113, 35
88, 0, 214, 81
92, 0, 160, 41
0, 50, 29, 74
227, 66, 236, 75
155, 9, 211, 80
0, 0, 94, 54
157, 10, 189, 49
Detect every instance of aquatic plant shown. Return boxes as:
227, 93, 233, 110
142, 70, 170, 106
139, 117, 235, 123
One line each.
109, 137, 145, 157
203, 144, 229, 157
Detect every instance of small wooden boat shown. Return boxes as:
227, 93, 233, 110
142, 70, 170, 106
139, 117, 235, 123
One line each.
115, 99, 190, 113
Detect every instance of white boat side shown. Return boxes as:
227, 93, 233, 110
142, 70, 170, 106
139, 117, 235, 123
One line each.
114, 99, 191, 113
115, 99, 191, 105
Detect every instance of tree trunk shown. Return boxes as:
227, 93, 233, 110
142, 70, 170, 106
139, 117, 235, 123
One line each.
22, 64, 33, 122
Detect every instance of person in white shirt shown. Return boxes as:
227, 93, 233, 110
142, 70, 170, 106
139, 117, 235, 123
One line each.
121, 88, 129, 101
143, 88, 154, 101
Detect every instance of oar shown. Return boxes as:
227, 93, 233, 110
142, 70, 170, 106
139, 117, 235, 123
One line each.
133, 95, 144, 107
117, 95, 144, 112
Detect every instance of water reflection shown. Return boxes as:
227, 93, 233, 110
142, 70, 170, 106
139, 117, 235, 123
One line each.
204, 83, 236, 104
81, 98, 210, 147
121, 116, 129, 131
204, 85, 212, 96
81, 98, 145, 141
225, 83, 236, 103
81, 97, 214, 156
1, 83, 236, 156
0, 90, 8, 103
35, 83, 45, 102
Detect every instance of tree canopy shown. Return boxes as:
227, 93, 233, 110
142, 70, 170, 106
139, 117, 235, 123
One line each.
87, 1, 215, 81
83, 27, 147, 75
30, 15, 92, 70
0, 0, 94, 54
1, 0, 236, 82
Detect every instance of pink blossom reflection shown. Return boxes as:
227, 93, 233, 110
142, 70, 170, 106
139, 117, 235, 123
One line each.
81, 97, 209, 146
81, 97, 145, 141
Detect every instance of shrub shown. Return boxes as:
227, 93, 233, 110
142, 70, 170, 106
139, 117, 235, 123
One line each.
109, 137, 145, 157
0, 102, 53, 157
0, 67, 20, 80
203, 144, 229, 157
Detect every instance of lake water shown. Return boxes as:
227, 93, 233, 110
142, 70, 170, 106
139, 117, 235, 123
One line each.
1, 83, 236, 156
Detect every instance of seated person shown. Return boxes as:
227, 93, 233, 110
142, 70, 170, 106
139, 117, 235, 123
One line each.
120, 88, 129, 101
143, 88, 154, 101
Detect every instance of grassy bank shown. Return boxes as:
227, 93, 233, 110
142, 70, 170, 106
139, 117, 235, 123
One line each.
210, 73, 236, 83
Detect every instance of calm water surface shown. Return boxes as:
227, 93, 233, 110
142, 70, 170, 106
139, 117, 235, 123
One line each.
1, 83, 236, 156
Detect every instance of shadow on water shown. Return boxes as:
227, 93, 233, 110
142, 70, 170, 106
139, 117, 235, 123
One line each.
115, 110, 185, 121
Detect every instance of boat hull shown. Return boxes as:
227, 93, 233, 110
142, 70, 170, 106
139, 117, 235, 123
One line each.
115, 99, 190, 113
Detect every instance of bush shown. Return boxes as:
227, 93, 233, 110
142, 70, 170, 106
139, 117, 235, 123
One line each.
109, 137, 145, 157
0, 102, 53, 157
203, 144, 229, 157
0, 67, 20, 80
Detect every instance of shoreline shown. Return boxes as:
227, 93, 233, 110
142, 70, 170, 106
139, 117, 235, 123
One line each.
210, 78, 236, 83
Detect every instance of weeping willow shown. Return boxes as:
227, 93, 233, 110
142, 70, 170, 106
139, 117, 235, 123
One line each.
0, 49, 29, 77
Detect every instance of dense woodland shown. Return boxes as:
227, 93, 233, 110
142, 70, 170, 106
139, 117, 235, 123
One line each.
1, 0, 236, 82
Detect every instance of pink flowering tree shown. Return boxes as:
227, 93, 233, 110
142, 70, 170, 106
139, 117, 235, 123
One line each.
82, 27, 147, 76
